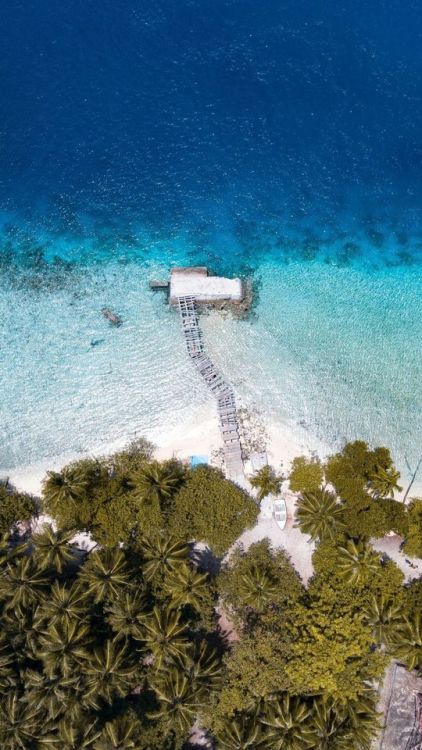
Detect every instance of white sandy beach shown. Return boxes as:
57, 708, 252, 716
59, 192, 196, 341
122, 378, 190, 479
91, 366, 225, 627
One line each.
2, 406, 314, 497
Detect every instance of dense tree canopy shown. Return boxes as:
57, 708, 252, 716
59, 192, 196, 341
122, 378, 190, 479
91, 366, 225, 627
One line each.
0, 528, 220, 750
292, 442, 410, 542
0, 484, 37, 536
1, 438, 420, 749
42, 448, 258, 556
167, 466, 258, 556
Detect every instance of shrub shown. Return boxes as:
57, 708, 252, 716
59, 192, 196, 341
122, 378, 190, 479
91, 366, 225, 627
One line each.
168, 466, 258, 556
289, 455, 323, 494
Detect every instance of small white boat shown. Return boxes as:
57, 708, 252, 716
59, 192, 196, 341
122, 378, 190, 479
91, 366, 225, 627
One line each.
273, 497, 287, 530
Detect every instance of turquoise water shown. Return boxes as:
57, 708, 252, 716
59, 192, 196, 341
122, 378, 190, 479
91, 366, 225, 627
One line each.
0, 1, 421, 483
1, 215, 420, 482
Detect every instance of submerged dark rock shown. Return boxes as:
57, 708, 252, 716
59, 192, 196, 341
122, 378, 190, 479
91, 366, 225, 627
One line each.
101, 308, 123, 326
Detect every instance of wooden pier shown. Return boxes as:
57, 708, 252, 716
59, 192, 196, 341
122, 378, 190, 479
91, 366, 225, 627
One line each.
177, 296, 244, 481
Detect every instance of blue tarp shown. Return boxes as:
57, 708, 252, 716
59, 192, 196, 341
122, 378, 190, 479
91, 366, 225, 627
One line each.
190, 455, 208, 467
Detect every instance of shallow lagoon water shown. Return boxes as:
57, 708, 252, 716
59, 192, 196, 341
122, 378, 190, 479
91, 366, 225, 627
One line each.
1, 225, 421, 482
0, 0, 421, 483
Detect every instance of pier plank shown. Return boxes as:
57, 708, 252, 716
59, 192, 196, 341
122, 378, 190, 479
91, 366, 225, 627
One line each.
176, 296, 244, 479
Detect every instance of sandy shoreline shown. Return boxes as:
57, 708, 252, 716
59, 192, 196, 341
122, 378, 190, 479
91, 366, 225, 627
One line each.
3, 408, 421, 500
2, 407, 318, 497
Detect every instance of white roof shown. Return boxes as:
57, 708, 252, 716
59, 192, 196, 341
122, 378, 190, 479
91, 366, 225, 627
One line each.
170, 271, 242, 302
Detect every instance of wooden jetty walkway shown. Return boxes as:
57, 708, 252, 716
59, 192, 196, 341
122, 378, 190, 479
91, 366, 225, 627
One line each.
177, 296, 244, 481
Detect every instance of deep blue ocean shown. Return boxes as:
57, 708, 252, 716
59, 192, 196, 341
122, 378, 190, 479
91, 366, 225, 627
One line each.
1, 0, 421, 481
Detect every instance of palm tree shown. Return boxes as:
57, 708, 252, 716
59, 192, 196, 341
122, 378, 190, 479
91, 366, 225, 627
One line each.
175, 640, 223, 693
0, 691, 44, 749
237, 564, 279, 612
368, 465, 402, 499
56, 715, 101, 750
0, 556, 50, 615
78, 548, 132, 603
0, 533, 27, 569
310, 697, 350, 750
309, 694, 378, 750
105, 589, 147, 641
259, 693, 315, 750
37, 620, 92, 677
362, 594, 403, 646
336, 539, 381, 586
149, 667, 207, 732
141, 535, 189, 582
42, 466, 89, 508
0, 631, 19, 691
250, 465, 283, 501
137, 605, 190, 667
94, 716, 139, 750
32, 524, 77, 573
83, 640, 138, 707
215, 714, 261, 750
344, 693, 380, 750
129, 460, 184, 509
34, 580, 88, 629
295, 490, 344, 542
390, 612, 422, 671
23, 668, 81, 722
162, 562, 209, 610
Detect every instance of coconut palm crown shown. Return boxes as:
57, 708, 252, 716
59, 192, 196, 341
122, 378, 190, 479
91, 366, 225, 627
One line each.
250, 465, 284, 502
336, 539, 381, 586
295, 489, 344, 542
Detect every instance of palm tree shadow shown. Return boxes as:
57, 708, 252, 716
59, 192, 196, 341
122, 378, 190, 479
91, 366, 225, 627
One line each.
191, 544, 222, 577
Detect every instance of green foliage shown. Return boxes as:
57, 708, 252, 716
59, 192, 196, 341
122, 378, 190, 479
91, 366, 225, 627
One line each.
289, 455, 324, 495
403, 498, 422, 558
93, 715, 142, 750
382, 497, 409, 537
389, 611, 422, 672
32, 524, 77, 573
213, 628, 293, 720
362, 594, 403, 646
310, 693, 379, 750
42, 449, 155, 545
0, 532, 221, 749
219, 540, 303, 624
325, 440, 396, 503
290, 443, 405, 542
285, 596, 386, 700
249, 465, 283, 501
141, 534, 190, 582
214, 713, 261, 749
260, 693, 315, 750
0, 484, 37, 535
129, 459, 185, 510
168, 466, 258, 556
336, 538, 381, 586
295, 489, 344, 541
340, 493, 390, 539
1, 440, 415, 748
367, 465, 402, 499
340, 495, 408, 539
106, 437, 154, 476
43, 448, 258, 555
